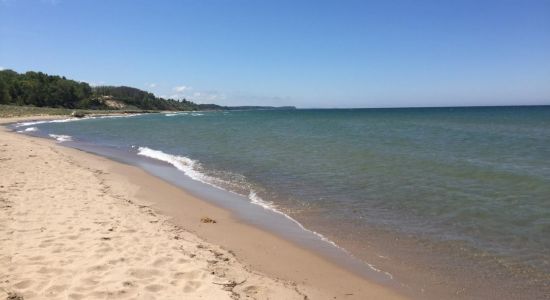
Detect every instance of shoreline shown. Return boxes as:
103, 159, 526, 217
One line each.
0, 116, 406, 299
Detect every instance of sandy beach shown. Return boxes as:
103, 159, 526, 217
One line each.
0, 116, 406, 300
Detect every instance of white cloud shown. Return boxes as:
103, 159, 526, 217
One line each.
148, 83, 157, 88
165, 85, 225, 103
189, 91, 226, 103
0, 66, 4, 71
173, 85, 190, 93
214, 91, 293, 107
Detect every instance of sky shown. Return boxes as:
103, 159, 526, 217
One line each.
1, 0, 549, 108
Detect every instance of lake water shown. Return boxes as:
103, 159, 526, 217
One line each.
17, 106, 550, 298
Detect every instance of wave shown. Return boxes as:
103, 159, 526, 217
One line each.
92, 113, 142, 119
16, 127, 38, 133
165, 112, 189, 117
248, 190, 344, 250
247, 190, 358, 256
15, 118, 79, 127
136, 147, 208, 183
164, 112, 205, 117
132, 146, 393, 278
135, 147, 341, 246
248, 190, 276, 210
48, 134, 73, 142
14, 113, 142, 128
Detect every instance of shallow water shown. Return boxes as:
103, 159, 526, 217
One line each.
20, 106, 550, 298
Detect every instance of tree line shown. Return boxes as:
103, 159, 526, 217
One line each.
0, 69, 216, 111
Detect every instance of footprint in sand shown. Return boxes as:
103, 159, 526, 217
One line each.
95, 245, 114, 253
68, 293, 85, 300
37, 266, 63, 275
145, 284, 165, 292
38, 240, 54, 248
122, 281, 135, 287
86, 264, 109, 273
45, 284, 68, 296
128, 268, 162, 279
13, 279, 33, 289
81, 276, 101, 286
183, 281, 202, 293
107, 257, 126, 265
173, 269, 202, 280
152, 257, 173, 267
176, 257, 189, 264
243, 285, 260, 296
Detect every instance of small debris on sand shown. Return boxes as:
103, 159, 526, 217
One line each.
7, 291, 24, 300
200, 217, 217, 224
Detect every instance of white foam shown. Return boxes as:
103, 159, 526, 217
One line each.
250, 191, 344, 249
48, 134, 73, 142
136, 147, 208, 184
165, 112, 189, 117
14, 113, 142, 128
248, 190, 277, 210
247, 190, 347, 249
92, 113, 142, 119
137, 147, 253, 198
247, 191, 393, 278
16, 127, 39, 133
15, 118, 78, 127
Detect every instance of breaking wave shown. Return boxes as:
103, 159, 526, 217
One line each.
14, 114, 142, 128
134, 146, 359, 259
49, 134, 73, 142
16, 127, 38, 133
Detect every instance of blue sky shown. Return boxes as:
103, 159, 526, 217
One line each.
1, 0, 549, 108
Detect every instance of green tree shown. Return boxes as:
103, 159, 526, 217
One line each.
0, 77, 11, 104
0, 69, 218, 111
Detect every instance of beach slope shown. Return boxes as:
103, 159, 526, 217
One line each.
0, 122, 305, 299
0, 116, 406, 300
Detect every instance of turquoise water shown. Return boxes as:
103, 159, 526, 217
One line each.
22, 106, 550, 295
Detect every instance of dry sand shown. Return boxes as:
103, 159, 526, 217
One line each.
0, 116, 407, 300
